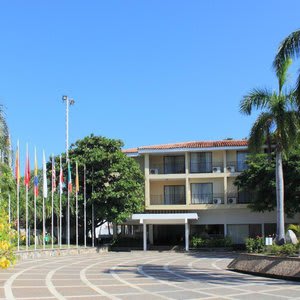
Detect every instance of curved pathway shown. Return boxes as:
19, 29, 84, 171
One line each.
0, 251, 299, 300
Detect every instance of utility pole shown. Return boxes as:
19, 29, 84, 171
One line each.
62, 95, 75, 248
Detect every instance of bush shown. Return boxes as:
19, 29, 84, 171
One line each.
268, 243, 297, 256
245, 237, 265, 253
0, 209, 16, 269
190, 236, 232, 248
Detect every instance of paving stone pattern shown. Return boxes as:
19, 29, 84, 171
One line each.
0, 252, 299, 300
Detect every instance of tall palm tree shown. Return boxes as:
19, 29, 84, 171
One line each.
240, 59, 299, 244
274, 29, 300, 104
0, 105, 10, 164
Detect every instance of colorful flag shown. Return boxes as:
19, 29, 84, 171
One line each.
34, 147, 39, 197
75, 161, 79, 193
15, 141, 20, 184
52, 155, 56, 192
24, 145, 30, 187
68, 160, 72, 193
59, 155, 64, 195
43, 150, 48, 198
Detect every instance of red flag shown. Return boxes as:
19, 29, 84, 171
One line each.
24, 147, 30, 187
52, 155, 56, 192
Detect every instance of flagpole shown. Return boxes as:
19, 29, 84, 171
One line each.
67, 165, 70, 248
34, 147, 37, 251
25, 143, 29, 251
84, 164, 86, 248
92, 203, 94, 247
16, 141, 20, 251
76, 161, 78, 248
59, 155, 62, 248
42, 150, 47, 250
51, 154, 54, 249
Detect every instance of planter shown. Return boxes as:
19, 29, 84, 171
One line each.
228, 253, 300, 281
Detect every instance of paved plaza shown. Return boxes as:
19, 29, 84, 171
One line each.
0, 251, 299, 300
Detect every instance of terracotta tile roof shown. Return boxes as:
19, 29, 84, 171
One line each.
139, 140, 248, 150
123, 139, 248, 153
122, 147, 138, 153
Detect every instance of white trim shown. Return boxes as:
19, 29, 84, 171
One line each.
137, 146, 248, 154
132, 213, 198, 224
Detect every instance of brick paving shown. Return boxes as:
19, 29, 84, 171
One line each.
0, 251, 299, 300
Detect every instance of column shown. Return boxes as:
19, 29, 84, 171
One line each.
224, 224, 227, 237
185, 220, 189, 251
223, 150, 228, 204
143, 223, 147, 251
262, 223, 265, 237
149, 224, 154, 245
145, 154, 150, 207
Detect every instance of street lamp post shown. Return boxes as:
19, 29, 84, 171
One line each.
62, 95, 75, 248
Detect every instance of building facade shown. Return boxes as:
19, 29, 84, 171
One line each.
123, 139, 299, 250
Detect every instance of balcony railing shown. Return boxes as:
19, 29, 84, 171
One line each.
227, 192, 252, 204
190, 162, 224, 173
226, 161, 248, 173
191, 193, 225, 204
149, 163, 185, 175
150, 194, 186, 205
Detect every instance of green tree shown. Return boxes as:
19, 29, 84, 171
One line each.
69, 135, 144, 240
234, 152, 300, 218
240, 59, 299, 244
273, 29, 300, 104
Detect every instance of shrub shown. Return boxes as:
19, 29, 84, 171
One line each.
269, 244, 281, 255
280, 244, 297, 256
245, 237, 265, 253
0, 209, 16, 269
190, 236, 232, 248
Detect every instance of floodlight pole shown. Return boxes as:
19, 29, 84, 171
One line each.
62, 95, 74, 248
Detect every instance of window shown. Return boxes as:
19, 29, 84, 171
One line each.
164, 185, 185, 204
191, 183, 213, 204
164, 156, 185, 174
190, 152, 212, 173
237, 151, 248, 172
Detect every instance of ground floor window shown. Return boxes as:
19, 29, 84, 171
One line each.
190, 224, 224, 238
227, 224, 262, 244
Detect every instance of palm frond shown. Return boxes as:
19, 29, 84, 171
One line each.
295, 73, 300, 109
277, 58, 292, 93
248, 112, 274, 153
240, 88, 272, 115
273, 29, 300, 74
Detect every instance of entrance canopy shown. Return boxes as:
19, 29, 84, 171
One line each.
132, 213, 198, 251
132, 213, 198, 224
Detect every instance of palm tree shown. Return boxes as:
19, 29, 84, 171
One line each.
240, 59, 299, 244
0, 105, 10, 165
273, 29, 300, 104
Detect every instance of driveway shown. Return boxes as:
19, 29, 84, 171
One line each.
0, 251, 299, 300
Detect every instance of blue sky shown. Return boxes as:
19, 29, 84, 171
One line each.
2, 1, 300, 162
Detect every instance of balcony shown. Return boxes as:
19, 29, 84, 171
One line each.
227, 192, 252, 204
150, 194, 186, 205
226, 161, 248, 173
190, 162, 224, 174
191, 193, 225, 204
149, 163, 185, 175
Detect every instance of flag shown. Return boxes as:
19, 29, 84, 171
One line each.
68, 160, 72, 193
75, 161, 79, 193
15, 141, 20, 184
43, 150, 48, 198
52, 155, 56, 192
34, 147, 39, 197
24, 145, 30, 187
59, 155, 64, 195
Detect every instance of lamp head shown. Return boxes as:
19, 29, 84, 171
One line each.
62, 95, 68, 101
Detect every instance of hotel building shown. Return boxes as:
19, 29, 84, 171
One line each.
123, 139, 299, 250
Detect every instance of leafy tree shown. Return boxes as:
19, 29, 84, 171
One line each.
68, 135, 144, 240
234, 152, 300, 218
240, 59, 299, 244
273, 29, 300, 104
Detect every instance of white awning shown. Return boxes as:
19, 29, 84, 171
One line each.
132, 213, 198, 224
